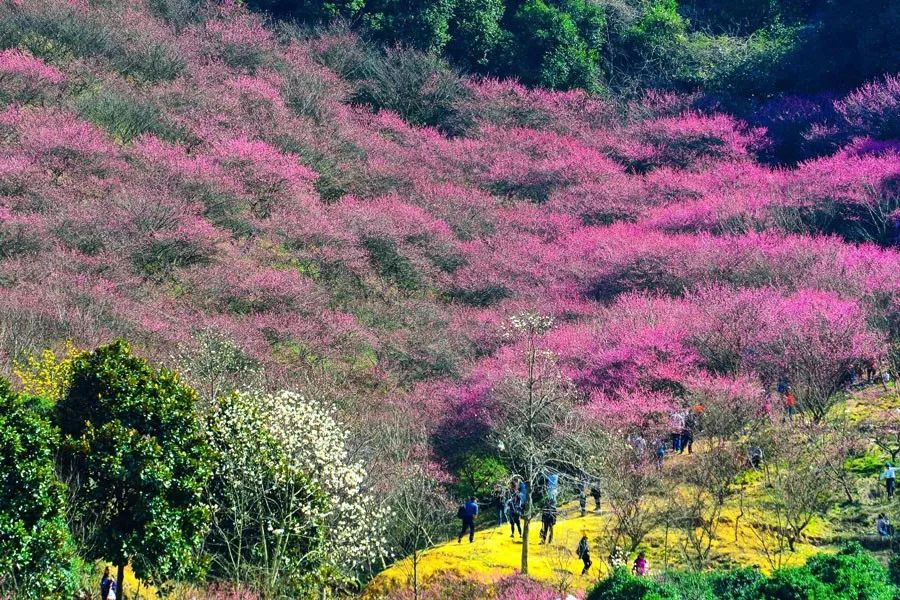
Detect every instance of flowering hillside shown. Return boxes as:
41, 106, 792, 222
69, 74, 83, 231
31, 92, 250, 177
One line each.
0, 0, 899, 595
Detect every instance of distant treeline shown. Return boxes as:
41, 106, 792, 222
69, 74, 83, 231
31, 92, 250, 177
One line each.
248, 0, 900, 99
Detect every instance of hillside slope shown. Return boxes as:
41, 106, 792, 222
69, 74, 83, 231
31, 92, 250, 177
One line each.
1, 2, 899, 594
1, 0, 897, 394
370, 384, 900, 596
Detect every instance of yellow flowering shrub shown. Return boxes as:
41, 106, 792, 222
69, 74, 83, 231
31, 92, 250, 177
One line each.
13, 341, 83, 403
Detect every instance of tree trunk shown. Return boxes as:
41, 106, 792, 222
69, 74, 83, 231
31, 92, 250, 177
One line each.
521, 517, 530, 575
412, 551, 419, 600
116, 562, 126, 600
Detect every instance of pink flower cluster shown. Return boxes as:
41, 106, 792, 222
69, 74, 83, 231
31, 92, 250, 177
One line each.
0, 0, 896, 451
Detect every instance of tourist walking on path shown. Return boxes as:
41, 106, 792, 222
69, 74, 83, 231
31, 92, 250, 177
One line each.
457, 496, 479, 543
882, 464, 897, 500
493, 484, 507, 525
681, 410, 697, 454
590, 484, 602, 512
578, 487, 587, 517
576, 534, 592, 576
539, 501, 556, 544
670, 410, 685, 453
784, 391, 796, 422
655, 439, 666, 470
100, 567, 113, 600
507, 495, 523, 538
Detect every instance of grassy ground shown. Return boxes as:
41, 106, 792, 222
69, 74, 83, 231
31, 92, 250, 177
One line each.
367, 383, 900, 596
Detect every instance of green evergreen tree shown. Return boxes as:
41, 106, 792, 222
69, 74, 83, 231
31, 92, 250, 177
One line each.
0, 379, 75, 598
56, 340, 213, 595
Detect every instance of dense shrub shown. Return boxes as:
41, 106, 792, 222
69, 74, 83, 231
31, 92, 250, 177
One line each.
352, 46, 472, 135
363, 235, 423, 291
804, 542, 894, 600
75, 88, 184, 143
55, 340, 214, 586
0, 379, 76, 598
587, 568, 678, 600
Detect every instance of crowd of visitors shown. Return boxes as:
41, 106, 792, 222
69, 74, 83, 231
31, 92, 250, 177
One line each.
453, 369, 898, 578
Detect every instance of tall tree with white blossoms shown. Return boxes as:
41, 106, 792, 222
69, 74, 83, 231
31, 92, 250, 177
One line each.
203, 390, 388, 595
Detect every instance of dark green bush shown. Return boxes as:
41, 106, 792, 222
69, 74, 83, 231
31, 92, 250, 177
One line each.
759, 567, 832, 600
587, 568, 678, 600
447, 285, 511, 307
453, 453, 508, 501
54, 221, 105, 256
805, 542, 894, 600
0, 379, 76, 598
352, 46, 473, 136
76, 88, 185, 144
0, 221, 42, 260
131, 237, 213, 280
362, 235, 422, 291
707, 568, 765, 600
113, 42, 185, 84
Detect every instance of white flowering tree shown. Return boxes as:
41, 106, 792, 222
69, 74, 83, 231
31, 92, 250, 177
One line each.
203, 390, 388, 595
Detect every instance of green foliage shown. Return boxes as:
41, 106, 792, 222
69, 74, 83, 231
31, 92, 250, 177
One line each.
804, 542, 894, 600
587, 567, 678, 600
76, 88, 185, 144
0, 379, 76, 598
888, 553, 900, 588
0, 4, 114, 64
844, 451, 887, 477
250, 0, 364, 22
706, 568, 765, 600
500, 0, 604, 92
446, 0, 505, 68
453, 453, 508, 501
352, 46, 473, 135
55, 340, 214, 584
362, 235, 422, 291
759, 567, 832, 600
363, 0, 458, 54
587, 548, 898, 600
254, 0, 899, 97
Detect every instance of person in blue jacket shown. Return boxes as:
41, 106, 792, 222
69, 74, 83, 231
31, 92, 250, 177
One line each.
457, 496, 479, 543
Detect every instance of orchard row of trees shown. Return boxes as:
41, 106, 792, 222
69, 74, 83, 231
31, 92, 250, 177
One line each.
243, 0, 900, 98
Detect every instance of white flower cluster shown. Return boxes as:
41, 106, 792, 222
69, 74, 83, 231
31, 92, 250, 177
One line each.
508, 311, 555, 335
237, 390, 388, 572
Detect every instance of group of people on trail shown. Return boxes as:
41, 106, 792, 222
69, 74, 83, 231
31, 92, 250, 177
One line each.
852, 361, 893, 390
634, 405, 703, 471
668, 407, 700, 455
456, 476, 658, 579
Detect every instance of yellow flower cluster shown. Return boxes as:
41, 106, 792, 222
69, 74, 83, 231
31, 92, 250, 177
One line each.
13, 341, 83, 403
